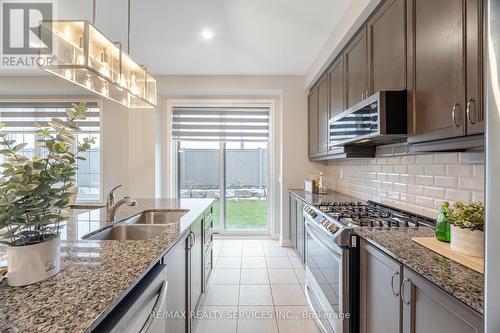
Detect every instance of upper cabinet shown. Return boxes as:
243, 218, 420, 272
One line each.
308, 87, 319, 157
318, 75, 330, 156
408, 0, 484, 143
329, 55, 345, 120
345, 27, 368, 108
367, 0, 406, 93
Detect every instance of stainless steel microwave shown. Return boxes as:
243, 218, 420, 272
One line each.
329, 91, 407, 147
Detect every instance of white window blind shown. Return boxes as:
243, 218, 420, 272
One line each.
0, 102, 102, 202
172, 106, 270, 142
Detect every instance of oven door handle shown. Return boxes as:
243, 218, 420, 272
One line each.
305, 282, 330, 333
304, 219, 343, 259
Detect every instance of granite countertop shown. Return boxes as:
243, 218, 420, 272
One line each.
0, 198, 214, 333
288, 189, 363, 205
354, 227, 484, 314
288, 188, 484, 315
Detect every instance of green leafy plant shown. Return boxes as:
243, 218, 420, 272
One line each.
0, 102, 94, 246
448, 201, 485, 231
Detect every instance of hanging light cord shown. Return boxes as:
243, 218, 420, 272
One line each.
127, 0, 131, 54
92, 0, 96, 25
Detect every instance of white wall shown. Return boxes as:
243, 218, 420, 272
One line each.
304, 0, 381, 88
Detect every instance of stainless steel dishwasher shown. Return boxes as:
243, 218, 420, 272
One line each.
93, 264, 168, 333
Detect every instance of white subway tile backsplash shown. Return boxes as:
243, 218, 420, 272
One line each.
434, 176, 458, 188
459, 177, 484, 191
445, 189, 472, 202
416, 154, 434, 164
434, 152, 458, 164
424, 164, 446, 176
415, 175, 434, 186
446, 165, 473, 177
324, 150, 484, 219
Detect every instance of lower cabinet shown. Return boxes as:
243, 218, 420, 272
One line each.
189, 216, 203, 332
289, 193, 305, 263
163, 204, 214, 333
164, 234, 189, 333
360, 239, 484, 333
401, 267, 484, 333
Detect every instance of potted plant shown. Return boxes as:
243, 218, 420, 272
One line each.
448, 201, 485, 257
0, 102, 94, 286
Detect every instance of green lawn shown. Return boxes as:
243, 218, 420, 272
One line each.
212, 199, 268, 230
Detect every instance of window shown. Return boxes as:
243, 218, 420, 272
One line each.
0, 102, 102, 203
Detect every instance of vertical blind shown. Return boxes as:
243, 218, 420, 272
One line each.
0, 102, 100, 134
171, 106, 270, 142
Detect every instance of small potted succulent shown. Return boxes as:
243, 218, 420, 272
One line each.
448, 201, 485, 257
0, 102, 94, 286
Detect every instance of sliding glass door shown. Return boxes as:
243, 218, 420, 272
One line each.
178, 141, 268, 232
224, 142, 268, 230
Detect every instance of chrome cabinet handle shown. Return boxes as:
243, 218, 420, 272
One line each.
452, 103, 461, 127
401, 278, 411, 305
467, 98, 476, 125
139, 281, 168, 333
391, 271, 400, 297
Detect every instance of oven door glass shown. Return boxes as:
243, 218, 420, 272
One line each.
306, 222, 342, 315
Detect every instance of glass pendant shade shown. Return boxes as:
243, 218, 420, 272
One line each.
39, 20, 157, 108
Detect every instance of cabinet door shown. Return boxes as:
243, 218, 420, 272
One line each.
318, 75, 330, 155
329, 56, 345, 120
190, 217, 203, 314
368, 0, 406, 93
165, 235, 188, 333
308, 87, 319, 157
408, 0, 465, 142
295, 199, 305, 263
466, 0, 484, 134
402, 268, 484, 333
360, 240, 402, 333
290, 195, 297, 249
345, 27, 368, 108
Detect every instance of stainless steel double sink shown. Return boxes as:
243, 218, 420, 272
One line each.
83, 210, 188, 241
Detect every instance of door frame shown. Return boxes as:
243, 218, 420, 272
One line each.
163, 98, 278, 237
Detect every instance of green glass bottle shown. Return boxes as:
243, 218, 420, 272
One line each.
435, 202, 450, 242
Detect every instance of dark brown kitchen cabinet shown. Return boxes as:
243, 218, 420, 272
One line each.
367, 0, 406, 94
329, 55, 345, 120
289, 193, 305, 263
408, 0, 484, 143
164, 234, 189, 333
401, 267, 484, 333
465, 0, 484, 134
360, 239, 402, 333
344, 27, 368, 108
318, 75, 330, 155
360, 240, 484, 333
308, 87, 319, 157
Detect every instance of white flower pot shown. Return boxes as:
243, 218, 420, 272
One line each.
450, 225, 484, 257
7, 237, 61, 287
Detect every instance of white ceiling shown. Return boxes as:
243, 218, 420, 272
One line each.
55, 0, 351, 75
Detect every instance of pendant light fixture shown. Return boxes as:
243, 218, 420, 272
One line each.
39, 0, 157, 108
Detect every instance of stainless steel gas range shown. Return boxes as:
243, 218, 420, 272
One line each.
302, 201, 434, 333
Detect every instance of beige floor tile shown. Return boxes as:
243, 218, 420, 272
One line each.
265, 256, 292, 269
242, 247, 265, 257
274, 306, 321, 333
204, 285, 240, 306
195, 306, 238, 333
210, 269, 241, 285
268, 269, 300, 285
241, 256, 267, 269
240, 269, 269, 285
271, 285, 308, 306
264, 247, 288, 257
219, 247, 242, 257
239, 285, 273, 305
215, 257, 241, 269
237, 306, 278, 333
